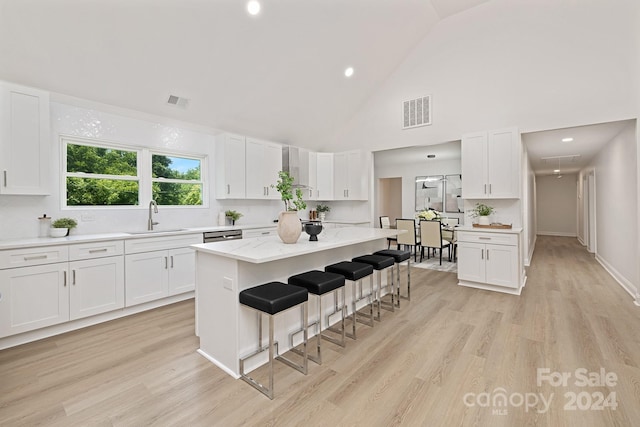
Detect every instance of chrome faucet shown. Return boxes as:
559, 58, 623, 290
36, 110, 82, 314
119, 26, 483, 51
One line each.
148, 200, 159, 230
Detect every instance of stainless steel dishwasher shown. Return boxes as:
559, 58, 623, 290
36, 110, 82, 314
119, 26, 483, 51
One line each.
203, 229, 243, 243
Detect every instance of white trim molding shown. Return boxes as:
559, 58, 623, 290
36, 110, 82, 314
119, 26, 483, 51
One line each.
595, 254, 639, 306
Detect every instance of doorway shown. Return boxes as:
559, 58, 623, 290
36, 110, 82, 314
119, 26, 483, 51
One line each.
583, 170, 596, 253
377, 177, 402, 227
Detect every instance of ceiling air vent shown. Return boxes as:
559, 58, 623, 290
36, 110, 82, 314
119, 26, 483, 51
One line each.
167, 94, 189, 109
402, 95, 431, 129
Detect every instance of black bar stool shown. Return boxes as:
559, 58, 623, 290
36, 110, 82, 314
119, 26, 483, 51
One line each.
374, 249, 411, 307
325, 261, 374, 340
352, 254, 396, 320
288, 270, 346, 364
239, 281, 309, 400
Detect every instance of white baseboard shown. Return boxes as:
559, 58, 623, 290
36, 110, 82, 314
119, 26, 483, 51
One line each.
577, 236, 585, 246
525, 234, 536, 267
537, 231, 577, 237
595, 254, 639, 305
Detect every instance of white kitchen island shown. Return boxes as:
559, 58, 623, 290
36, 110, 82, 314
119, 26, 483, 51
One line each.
192, 226, 400, 378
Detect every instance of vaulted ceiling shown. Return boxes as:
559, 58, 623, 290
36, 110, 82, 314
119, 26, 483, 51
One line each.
0, 0, 489, 148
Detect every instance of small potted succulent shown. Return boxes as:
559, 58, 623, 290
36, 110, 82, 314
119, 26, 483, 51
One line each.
470, 203, 495, 225
51, 217, 78, 237
225, 210, 243, 225
316, 204, 330, 221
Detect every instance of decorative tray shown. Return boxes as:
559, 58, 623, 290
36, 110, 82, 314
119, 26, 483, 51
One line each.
472, 223, 513, 229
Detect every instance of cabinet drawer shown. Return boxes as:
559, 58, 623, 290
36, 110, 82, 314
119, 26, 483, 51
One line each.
456, 231, 517, 246
125, 233, 203, 254
69, 240, 124, 261
243, 227, 277, 238
0, 245, 69, 270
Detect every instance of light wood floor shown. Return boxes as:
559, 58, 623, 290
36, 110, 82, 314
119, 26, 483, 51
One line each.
1, 236, 639, 426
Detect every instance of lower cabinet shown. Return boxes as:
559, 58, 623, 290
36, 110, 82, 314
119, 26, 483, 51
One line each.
242, 227, 278, 238
69, 256, 125, 321
0, 263, 69, 337
457, 230, 522, 293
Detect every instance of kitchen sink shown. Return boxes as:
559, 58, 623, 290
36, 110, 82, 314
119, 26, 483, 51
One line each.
127, 228, 188, 235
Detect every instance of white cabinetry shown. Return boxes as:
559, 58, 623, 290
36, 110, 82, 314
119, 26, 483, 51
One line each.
333, 150, 369, 200
215, 133, 246, 199
0, 81, 50, 195
315, 152, 334, 200
125, 234, 201, 307
457, 229, 524, 294
306, 151, 318, 200
245, 138, 282, 199
243, 227, 278, 238
461, 128, 521, 199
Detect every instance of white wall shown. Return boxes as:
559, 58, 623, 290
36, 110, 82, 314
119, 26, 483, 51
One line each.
536, 174, 578, 237
324, 0, 639, 152
579, 122, 638, 297
522, 149, 536, 266
0, 101, 285, 240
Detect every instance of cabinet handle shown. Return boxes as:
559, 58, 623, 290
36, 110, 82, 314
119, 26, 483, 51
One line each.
3, 170, 6, 187
479, 237, 491, 240
489, 184, 492, 194
309, 189, 312, 198
164, 256, 168, 269
481, 249, 484, 260
24, 254, 47, 261
170, 256, 174, 268
72, 270, 76, 285
484, 184, 487, 194
227, 184, 230, 194
89, 248, 108, 253
486, 249, 490, 260
63, 271, 67, 287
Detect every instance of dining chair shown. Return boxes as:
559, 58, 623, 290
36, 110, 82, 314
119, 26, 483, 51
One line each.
441, 218, 459, 261
419, 220, 451, 265
396, 219, 420, 262
379, 216, 397, 249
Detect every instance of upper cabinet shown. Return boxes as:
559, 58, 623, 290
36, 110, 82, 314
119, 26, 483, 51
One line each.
461, 127, 521, 199
0, 82, 50, 195
333, 150, 370, 200
215, 133, 246, 199
315, 152, 334, 201
245, 138, 282, 199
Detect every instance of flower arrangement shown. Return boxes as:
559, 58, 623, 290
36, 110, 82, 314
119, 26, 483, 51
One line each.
417, 209, 441, 221
470, 203, 495, 218
272, 171, 307, 211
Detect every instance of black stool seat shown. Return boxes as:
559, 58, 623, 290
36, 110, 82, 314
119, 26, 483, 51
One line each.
352, 254, 394, 270
240, 282, 308, 315
325, 261, 373, 281
374, 249, 411, 263
288, 270, 345, 295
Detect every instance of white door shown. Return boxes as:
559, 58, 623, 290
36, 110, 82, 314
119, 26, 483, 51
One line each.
168, 248, 196, 295
69, 256, 125, 320
0, 263, 69, 338
587, 171, 596, 253
461, 132, 487, 198
457, 242, 486, 283
125, 251, 169, 307
485, 244, 518, 288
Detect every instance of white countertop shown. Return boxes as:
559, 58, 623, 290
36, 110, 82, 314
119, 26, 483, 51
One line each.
321, 219, 370, 224
456, 225, 523, 234
0, 223, 278, 250
192, 227, 401, 264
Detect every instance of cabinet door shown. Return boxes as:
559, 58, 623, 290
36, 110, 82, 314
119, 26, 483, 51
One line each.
168, 248, 195, 295
315, 153, 334, 200
461, 132, 488, 198
347, 150, 368, 200
485, 244, 519, 288
487, 128, 520, 198
215, 134, 246, 199
246, 138, 282, 199
0, 82, 50, 195
456, 242, 486, 283
333, 152, 348, 199
263, 141, 282, 199
0, 264, 69, 338
307, 151, 318, 200
69, 256, 125, 320
125, 251, 169, 307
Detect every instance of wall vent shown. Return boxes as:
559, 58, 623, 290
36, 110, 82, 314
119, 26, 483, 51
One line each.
167, 94, 189, 108
402, 95, 431, 129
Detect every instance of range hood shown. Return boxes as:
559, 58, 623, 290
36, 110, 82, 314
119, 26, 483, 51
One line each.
282, 146, 310, 188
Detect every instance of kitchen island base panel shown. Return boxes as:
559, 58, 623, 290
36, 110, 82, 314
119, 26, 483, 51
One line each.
196, 237, 390, 377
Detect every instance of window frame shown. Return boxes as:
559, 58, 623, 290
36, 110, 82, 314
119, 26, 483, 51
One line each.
61, 136, 208, 210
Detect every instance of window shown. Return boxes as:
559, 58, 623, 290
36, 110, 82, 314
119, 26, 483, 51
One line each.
63, 138, 206, 208
151, 154, 203, 206
65, 141, 140, 206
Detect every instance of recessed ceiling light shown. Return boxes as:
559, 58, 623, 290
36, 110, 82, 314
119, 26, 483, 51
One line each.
561, 137, 573, 142
247, 0, 261, 15
344, 67, 354, 78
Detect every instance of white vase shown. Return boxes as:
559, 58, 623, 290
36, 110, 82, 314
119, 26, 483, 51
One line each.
478, 216, 490, 225
277, 211, 302, 244
50, 227, 68, 237
319, 212, 326, 221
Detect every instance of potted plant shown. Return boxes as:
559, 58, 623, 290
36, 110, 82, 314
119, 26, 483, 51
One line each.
470, 203, 495, 225
51, 217, 78, 237
225, 210, 242, 225
272, 171, 307, 243
316, 204, 330, 221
